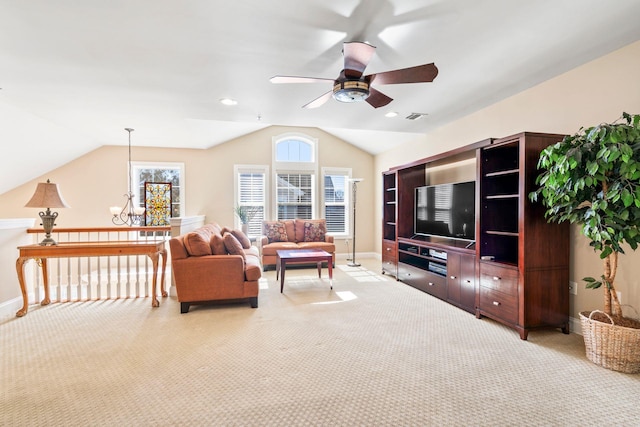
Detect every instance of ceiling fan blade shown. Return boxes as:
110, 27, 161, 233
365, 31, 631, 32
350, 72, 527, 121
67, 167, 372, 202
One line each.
368, 63, 439, 85
365, 87, 393, 108
270, 75, 334, 84
343, 41, 376, 79
302, 90, 333, 109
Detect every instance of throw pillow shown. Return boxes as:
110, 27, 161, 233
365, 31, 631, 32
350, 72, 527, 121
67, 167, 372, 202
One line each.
210, 233, 227, 255
184, 230, 213, 256
263, 221, 288, 243
223, 232, 246, 259
303, 221, 326, 242
230, 229, 252, 249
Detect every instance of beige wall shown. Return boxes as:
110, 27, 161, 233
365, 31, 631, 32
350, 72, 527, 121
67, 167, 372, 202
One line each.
375, 40, 640, 319
0, 125, 375, 253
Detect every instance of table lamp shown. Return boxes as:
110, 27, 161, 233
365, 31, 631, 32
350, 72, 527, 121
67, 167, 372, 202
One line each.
25, 179, 70, 245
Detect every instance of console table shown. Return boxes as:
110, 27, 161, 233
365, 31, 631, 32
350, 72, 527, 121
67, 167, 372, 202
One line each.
15, 240, 167, 317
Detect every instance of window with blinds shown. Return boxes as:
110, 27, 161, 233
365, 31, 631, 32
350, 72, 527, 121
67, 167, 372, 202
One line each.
323, 172, 348, 234
237, 170, 266, 236
276, 173, 313, 220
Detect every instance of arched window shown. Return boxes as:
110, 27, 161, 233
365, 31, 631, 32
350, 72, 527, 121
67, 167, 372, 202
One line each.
275, 138, 314, 162
272, 134, 318, 220
234, 133, 351, 237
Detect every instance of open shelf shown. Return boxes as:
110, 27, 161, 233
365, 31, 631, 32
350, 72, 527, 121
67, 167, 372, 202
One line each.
385, 132, 570, 339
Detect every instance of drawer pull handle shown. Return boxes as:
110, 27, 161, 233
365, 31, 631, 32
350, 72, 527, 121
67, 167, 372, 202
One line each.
465, 280, 472, 284
450, 275, 457, 280
493, 301, 500, 306
386, 247, 391, 251
493, 276, 501, 281
428, 282, 434, 286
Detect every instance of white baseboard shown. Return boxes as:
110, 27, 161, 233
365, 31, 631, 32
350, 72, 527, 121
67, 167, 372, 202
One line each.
569, 315, 582, 335
335, 252, 377, 261
0, 296, 26, 319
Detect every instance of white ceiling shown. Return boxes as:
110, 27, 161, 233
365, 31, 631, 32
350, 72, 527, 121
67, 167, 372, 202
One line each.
1, 0, 640, 195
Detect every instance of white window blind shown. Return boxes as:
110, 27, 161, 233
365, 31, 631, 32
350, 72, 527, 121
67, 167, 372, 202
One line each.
238, 170, 266, 236
276, 173, 313, 220
323, 172, 348, 234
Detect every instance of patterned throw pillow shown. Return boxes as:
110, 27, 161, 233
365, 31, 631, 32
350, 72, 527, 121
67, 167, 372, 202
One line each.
263, 222, 288, 243
303, 221, 326, 242
223, 232, 246, 259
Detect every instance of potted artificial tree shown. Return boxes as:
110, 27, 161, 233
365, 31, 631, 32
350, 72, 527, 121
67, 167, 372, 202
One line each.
529, 112, 640, 373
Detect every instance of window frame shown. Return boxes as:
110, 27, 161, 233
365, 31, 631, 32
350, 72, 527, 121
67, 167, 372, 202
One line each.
272, 133, 318, 219
322, 167, 352, 237
132, 161, 185, 220
234, 164, 269, 236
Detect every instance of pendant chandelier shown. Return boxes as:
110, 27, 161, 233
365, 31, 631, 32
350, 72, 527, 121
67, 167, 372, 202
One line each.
110, 128, 145, 226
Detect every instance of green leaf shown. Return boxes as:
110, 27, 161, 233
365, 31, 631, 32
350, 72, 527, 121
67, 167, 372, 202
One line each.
622, 189, 634, 207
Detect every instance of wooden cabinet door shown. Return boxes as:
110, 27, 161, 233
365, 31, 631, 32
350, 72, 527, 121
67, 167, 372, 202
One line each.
459, 254, 476, 313
447, 253, 461, 304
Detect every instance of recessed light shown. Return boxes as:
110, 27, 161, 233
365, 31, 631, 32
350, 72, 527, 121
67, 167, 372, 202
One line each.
219, 98, 238, 106
385, 111, 398, 118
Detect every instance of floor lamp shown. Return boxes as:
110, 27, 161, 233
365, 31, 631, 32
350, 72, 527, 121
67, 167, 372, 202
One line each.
347, 178, 363, 267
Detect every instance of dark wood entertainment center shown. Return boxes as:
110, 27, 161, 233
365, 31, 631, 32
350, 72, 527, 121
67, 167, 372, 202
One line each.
382, 132, 570, 339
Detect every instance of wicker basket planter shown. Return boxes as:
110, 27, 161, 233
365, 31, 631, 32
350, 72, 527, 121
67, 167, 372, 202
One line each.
580, 310, 640, 374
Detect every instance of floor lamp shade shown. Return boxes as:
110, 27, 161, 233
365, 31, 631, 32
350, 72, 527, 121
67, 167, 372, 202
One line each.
25, 179, 70, 245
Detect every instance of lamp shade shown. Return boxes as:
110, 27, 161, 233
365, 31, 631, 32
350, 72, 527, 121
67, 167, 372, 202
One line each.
24, 180, 70, 209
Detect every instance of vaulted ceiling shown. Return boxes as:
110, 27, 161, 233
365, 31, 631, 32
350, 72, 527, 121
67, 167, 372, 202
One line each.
2, 0, 640, 195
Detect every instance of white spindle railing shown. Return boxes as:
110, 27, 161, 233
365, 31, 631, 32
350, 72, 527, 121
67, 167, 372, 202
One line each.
26, 227, 171, 304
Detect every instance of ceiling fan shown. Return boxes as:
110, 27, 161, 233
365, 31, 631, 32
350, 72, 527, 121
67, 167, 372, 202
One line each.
270, 41, 438, 109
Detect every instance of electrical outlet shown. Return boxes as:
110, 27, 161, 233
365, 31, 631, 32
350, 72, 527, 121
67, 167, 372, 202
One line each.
569, 281, 578, 295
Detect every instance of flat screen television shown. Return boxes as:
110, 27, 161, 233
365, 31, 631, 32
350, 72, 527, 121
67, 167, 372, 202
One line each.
414, 181, 475, 241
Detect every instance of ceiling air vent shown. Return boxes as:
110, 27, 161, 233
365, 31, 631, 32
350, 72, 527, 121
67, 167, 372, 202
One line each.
405, 113, 428, 120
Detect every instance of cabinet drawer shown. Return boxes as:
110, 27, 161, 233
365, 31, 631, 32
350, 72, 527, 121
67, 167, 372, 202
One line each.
479, 263, 518, 296
382, 241, 397, 259
398, 263, 447, 300
479, 286, 518, 324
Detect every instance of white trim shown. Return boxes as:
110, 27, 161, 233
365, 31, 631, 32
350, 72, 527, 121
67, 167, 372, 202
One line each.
0, 296, 28, 319
131, 161, 185, 218
0, 218, 36, 229
234, 164, 269, 229
272, 132, 318, 168
169, 215, 206, 236
321, 167, 352, 237
271, 132, 320, 220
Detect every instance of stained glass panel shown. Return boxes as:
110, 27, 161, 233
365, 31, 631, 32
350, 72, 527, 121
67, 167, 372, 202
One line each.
144, 182, 172, 226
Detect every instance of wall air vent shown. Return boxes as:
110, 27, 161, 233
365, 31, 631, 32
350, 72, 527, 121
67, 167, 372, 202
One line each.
405, 113, 428, 120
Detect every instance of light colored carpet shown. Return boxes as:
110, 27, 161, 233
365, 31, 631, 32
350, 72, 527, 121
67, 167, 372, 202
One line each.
1, 259, 639, 426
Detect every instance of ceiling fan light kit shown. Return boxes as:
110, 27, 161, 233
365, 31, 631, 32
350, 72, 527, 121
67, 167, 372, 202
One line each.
271, 41, 438, 109
332, 80, 370, 103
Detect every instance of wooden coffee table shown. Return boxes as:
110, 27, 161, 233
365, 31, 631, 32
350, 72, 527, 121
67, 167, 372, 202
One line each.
276, 249, 333, 293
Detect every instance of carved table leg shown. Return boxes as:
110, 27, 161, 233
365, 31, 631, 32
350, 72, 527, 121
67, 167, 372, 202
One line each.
40, 258, 51, 306
159, 248, 168, 298
149, 252, 160, 307
15, 257, 29, 317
